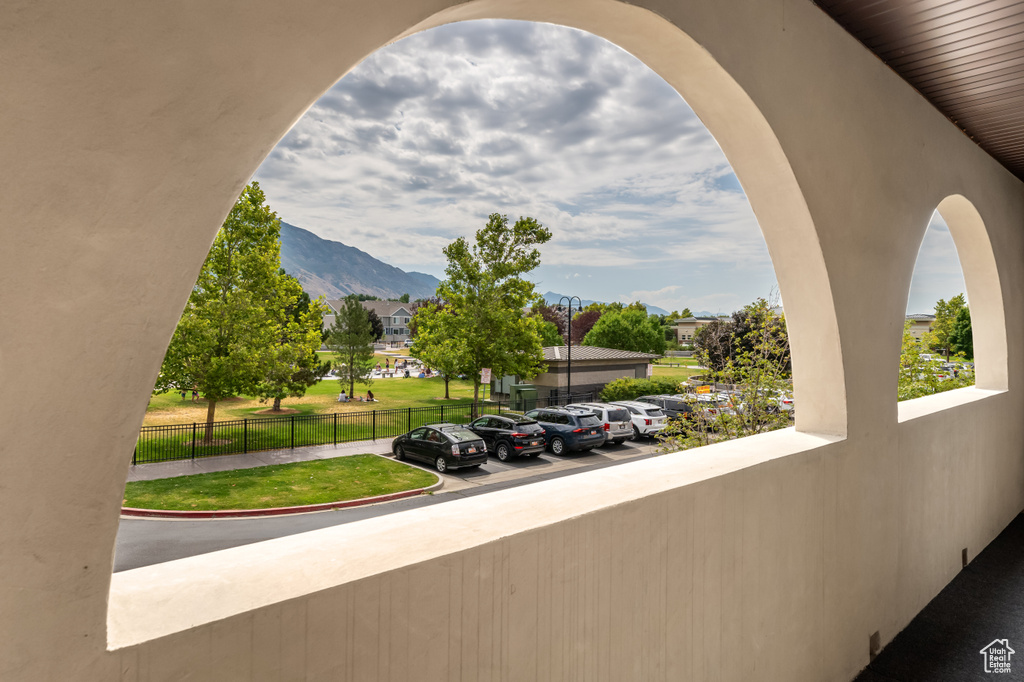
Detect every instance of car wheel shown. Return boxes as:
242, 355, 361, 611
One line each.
496, 442, 511, 462
550, 437, 565, 455
613, 438, 626, 445
395, 445, 406, 461
631, 426, 641, 441
434, 456, 448, 473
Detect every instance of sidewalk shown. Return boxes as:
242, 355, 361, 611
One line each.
125, 438, 396, 482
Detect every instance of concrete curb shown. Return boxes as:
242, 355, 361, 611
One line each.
121, 477, 443, 519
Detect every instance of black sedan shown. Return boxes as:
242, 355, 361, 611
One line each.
464, 413, 547, 461
391, 423, 488, 473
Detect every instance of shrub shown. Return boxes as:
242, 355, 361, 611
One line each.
600, 377, 683, 402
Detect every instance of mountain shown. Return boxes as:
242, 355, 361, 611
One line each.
541, 291, 668, 317
279, 222, 440, 300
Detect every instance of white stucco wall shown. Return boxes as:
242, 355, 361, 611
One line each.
2, 0, 1022, 680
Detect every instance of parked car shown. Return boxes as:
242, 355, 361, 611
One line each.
464, 413, 546, 461
609, 400, 668, 440
392, 423, 487, 473
565, 402, 634, 445
523, 407, 606, 455
635, 395, 696, 421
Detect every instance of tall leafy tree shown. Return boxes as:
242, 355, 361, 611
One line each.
327, 295, 375, 396
581, 309, 666, 355
949, 306, 974, 360
536, 318, 564, 347
571, 310, 602, 343
410, 301, 468, 399
156, 181, 285, 440
256, 278, 331, 411
932, 293, 967, 359
421, 213, 552, 403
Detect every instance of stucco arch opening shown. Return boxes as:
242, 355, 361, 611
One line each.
105, 1, 846, 647
895, 194, 1007, 423
235, 3, 847, 439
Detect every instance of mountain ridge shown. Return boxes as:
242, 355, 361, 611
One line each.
279, 222, 440, 301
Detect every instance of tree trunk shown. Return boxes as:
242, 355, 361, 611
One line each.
444, 378, 450, 400
203, 398, 217, 443
273, 396, 282, 411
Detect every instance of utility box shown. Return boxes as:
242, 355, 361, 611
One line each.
509, 384, 537, 412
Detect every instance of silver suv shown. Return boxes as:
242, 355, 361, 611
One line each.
566, 402, 633, 445
610, 400, 668, 439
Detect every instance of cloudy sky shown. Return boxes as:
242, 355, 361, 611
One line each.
254, 19, 965, 315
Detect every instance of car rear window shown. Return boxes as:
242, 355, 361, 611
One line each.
510, 415, 537, 426
579, 415, 601, 427
607, 408, 630, 422
445, 429, 481, 442
643, 407, 665, 417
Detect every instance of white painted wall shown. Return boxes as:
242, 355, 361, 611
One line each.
1, 0, 1022, 680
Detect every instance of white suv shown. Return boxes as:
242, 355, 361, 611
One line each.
610, 400, 668, 440
566, 402, 634, 445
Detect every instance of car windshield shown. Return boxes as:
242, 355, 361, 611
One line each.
444, 429, 480, 442
508, 414, 537, 426
579, 415, 602, 426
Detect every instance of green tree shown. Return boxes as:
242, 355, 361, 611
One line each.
661, 298, 792, 451
327, 295, 375, 396
155, 181, 285, 440
949, 306, 974, 359
366, 308, 384, 341
256, 278, 330, 411
399, 293, 410, 303
932, 293, 966, 359
535, 318, 564, 346
426, 213, 552, 404
582, 309, 666, 355
410, 301, 468, 400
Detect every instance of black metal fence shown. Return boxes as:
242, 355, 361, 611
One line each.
133, 392, 594, 465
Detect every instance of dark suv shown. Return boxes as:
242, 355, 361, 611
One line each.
636, 395, 695, 421
523, 407, 605, 455
465, 413, 546, 461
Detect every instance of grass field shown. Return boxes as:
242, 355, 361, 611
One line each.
144, 351, 481, 426
123, 454, 437, 510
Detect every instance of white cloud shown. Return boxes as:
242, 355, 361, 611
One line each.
254, 20, 963, 315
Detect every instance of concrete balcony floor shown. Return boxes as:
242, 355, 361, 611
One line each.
856, 513, 1024, 681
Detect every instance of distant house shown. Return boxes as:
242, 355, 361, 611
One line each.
491, 346, 661, 401
323, 299, 415, 344
673, 316, 720, 345
906, 313, 936, 341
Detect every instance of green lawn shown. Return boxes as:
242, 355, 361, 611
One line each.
144, 351, 481, 425
123, 454, 436, 510
651, 364, 704, 380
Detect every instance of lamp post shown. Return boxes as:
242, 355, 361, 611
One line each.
558, 295, 581, 401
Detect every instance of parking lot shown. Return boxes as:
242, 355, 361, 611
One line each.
115, 437, 666, 572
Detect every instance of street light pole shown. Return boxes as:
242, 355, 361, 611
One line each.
558, 295, 581, 401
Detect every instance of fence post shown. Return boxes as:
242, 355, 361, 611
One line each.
244, 418, 248, 454
440, 404, 444, 422
372, 410, 377, 441
191, 423, 197, 460
407, 407, 411, 432
333, 412, 337, 446
132, 445, 137, 466
290, 415, 295, 449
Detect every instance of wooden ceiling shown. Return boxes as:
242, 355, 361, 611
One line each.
815, 0, 1024, 181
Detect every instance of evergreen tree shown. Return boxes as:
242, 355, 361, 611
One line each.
328, 295, 375, 396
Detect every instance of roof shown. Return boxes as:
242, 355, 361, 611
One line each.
906, 314, 936, 321
675, 316, 719, 323
542, 346, 661, 362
